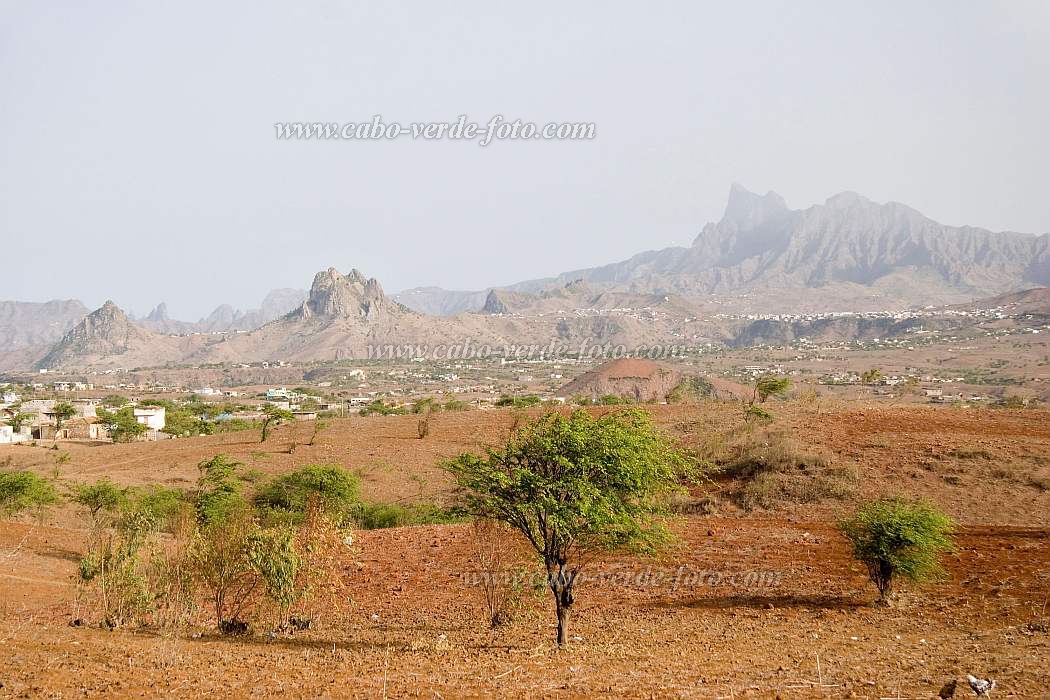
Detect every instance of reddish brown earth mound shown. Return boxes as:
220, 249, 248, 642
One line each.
556, 358, 683, 401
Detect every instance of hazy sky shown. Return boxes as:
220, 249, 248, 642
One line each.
2, 1, 1049, 319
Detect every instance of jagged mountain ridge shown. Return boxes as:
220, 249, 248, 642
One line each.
136, 288, 308, 334
18, 267, 1050, 370
400, 186, 1050, 314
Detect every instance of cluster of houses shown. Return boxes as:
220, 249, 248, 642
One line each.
0, 390, 169, 445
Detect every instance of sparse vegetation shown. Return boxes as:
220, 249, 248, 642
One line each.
359, 399, 407, 416
494, 395, 542, 408
308, 419, 329, 446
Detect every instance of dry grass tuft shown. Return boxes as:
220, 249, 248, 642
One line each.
698, 427, 853, 511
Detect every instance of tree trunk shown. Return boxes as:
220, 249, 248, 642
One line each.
548, 564, 575, 646
556, 600, 570, 646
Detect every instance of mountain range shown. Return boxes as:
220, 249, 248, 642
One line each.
3, 185, 1048, 371
396, 185, 1050, 314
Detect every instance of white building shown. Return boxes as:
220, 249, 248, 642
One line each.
0, 425, 31, 444
133, 407, 166, 430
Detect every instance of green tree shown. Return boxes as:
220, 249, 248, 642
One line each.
840, 498, 955, 605
0, 471, 59, 516
194, 455, 249, 526
8, 412, 35, 432
260, 405, 294, 443
254, 464, 360, 525
445, 409, 693, 646
52, 402, 76, 428
72, 479, 129, 524
96, 407, 147, 443
744, 376, 792, 423
861, 368, 884, 385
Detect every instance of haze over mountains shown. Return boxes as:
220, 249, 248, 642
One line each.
397, 185, 1050, 314
3, 185, 1049, 371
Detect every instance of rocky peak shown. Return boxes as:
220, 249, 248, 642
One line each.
35, 301, 155, 369
722, 183, 789, 230
145, 302, 169, 322
93, 300, 129, 324
295, 267, 400, 321
481, 289, 510, 314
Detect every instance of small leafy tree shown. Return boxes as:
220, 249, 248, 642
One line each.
9, 412, 35, 432
445, 409, 694, 645
52, 402, 76, 428
195, 454, 249, 526
840, 498, 955, 605
76, 506, 156, 628
744, 376, 791, 423
0, 471, 59, 516
246, 527, 302, 624
308, 420, 329, 446
96, 407, 147, 443
260, 405, 294, 443
191, 510, 260, 632
861, 368, 884, 385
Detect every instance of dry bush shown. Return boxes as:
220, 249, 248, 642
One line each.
417, 416, 430, 439
710, 427, 828, 479
668, 491, 721, 515
191, 511, 261, 632
467, 520, 536, 628
739, 467, 855, 511
952, 447, 993, 460
143, 505, 198, 629
701, 427, 853, 511
289, 497, 355, 629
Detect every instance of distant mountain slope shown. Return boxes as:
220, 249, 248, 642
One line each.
0, 299, 89, 351
960, 287, 1050, 317
392, 287, 489, 315
411, 186, 1050, 314
35, 301, 206, 370
137, 288, 308, 334
22, 271, 1049, 371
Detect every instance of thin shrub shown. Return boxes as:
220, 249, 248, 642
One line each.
840, 498, 955, 605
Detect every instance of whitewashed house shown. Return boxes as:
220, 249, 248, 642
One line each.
133, 407, 166, 430
0, 425, 31, 444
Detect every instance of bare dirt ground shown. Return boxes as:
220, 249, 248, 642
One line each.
2, 403, 1049, 698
